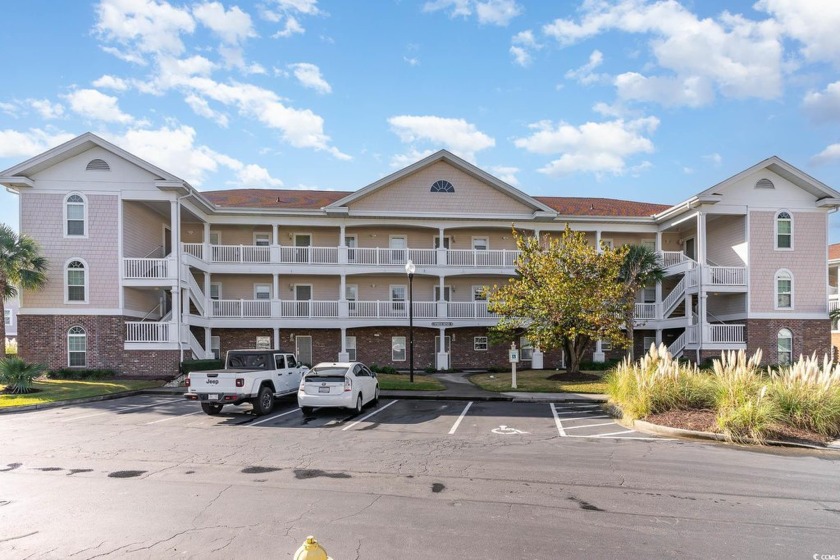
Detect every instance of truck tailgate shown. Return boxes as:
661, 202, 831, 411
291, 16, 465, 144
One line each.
188, 372, 241, 394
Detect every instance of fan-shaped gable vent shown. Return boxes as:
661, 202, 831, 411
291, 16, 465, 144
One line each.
86, 159, 110, 171
755, 178, 774, 189
430, 180, 454, 193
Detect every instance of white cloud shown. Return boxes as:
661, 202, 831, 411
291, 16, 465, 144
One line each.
234, 164, 284, 187
184, 94, 229, 127
488, 165, 520, 186
0, 102, 20, 117
266, 0, 321, 37
404, 56, 420, 66
803, 81, 840, 122
388, 115, 495, 162
64, 89, 135, 123
756, 0, 840, 65
272, 0, 321, 15
193, 2, 255, 45
28, 99, 64, 119
100, 45, 148, 65
703, 152, 722, 166
513, 117, 659, 177
543, 0, 783, 106
390, 147, 436, 169
510, 30, 540, 66
95, 0, 195, 57
92, 75, 130, 91
811, 144, 840, 166
0, 129, 76, 158
273, 16, 304, 38
288, 63, 332, 94
424, 0, 521, 26
565, 50, 607, 85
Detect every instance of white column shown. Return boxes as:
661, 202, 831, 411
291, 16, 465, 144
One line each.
595, 230, 602, 253
272, 224, 278, 245
339, 273, 348, 318
273, 274, 279, 301
698, 293, 707, 345
437, 226, 446, 265
203, 272, 211, 315
204, 327, 212, 359
655, 231, 662, 252
437, 275, 447, 318
273, 327, 280, 351
338, 327, 349, 361
170, 200, 180, 252
203, 222, 211, 260
655, 329, 662, 345
170, 287, 180, 327
697, 212, 707, 264
593, 339, 605, 363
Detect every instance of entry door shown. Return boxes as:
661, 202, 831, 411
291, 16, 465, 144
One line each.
345, 235, 357, 263
346, 284, 358, 315
295, 234, 312, 263
434, 335, 452, 354
434, 286, 452, 302
295, 285, 312, 317
390, 236, 407, 264
684, 237, 696, 261
295, 336, 313, 366
163, 227, 172, 256
434, 236, 451, 249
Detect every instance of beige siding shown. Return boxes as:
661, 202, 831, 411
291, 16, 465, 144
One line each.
124, 288, 162, 316
706, 215, 746, 266
21, 193, 120, 308
123, 201, 168, 258
350, 161, 534, 214
214, 274, 275, 300
749, 211, 826, 313
277, 227, 338, 247
708, 294, 747, 317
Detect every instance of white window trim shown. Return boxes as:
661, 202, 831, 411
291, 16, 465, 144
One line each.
519, 337, 533, 360
67, 326, 87, 367
434, 285, 452, 302
293, 284, 313, 300
472, 236, 489, 251
774, 269, 794, 310
474, 336, 488, 351
253, 232, 271, 246
254, 283, 272, 300
211, 335, 221, 360
346, 336, 357, 361
389, 234, 407, 247
777, 328, 793, 364
63, 192, 88, 239
390, 284, 407, 301
600, 339, 613, 351
392, 336, 407, 362
643, 337, 657, 352
4, 309, 12, 327
472, 285, 488, 301
210, 282, 222, 300
775, 210, 794, 251
209, 230, 222, 245
294, 233, 312, 246
345, 284, 358, 301
64, 257, 89, 304
434, 236, 452, 249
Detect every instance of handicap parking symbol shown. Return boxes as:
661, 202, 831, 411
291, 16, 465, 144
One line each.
491, 425, 529, 435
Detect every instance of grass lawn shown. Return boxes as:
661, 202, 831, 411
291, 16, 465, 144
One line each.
377, 373, 446, 391
469, 369, 609, 394
0, 378, 163, 409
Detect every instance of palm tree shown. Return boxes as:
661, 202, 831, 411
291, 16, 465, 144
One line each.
0, 224, 48, 355
619, 244, 665, 361
0, 357, 46, 393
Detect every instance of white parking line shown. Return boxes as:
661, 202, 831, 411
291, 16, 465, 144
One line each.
63, 401, 170, 421
567, 435, 668, 441
549, 403, 566, 437
595, 429, 635, 437
554, 409, 603, 415
249, 408, 300, 427
342, 400, 397, 431
559, 415, 611, 421
563, 422, 615, 431
145, 410, 201, 425
448, 401, 473, 435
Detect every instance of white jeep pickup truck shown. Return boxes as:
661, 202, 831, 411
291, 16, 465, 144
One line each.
185, 349, 308, 415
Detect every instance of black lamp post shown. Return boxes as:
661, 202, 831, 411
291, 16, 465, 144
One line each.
405, 259, 415, 383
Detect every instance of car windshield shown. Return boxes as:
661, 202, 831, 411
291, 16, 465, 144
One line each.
308, 367, 348, 377
227, 354, 270, 370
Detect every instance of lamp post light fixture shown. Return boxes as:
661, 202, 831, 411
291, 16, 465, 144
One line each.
405, 259, 415, 383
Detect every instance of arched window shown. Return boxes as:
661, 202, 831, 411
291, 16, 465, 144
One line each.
65, 193, 87, 237
775, 211, 792, 249
775, 269, 793, 309
68, 326, 87, 367
777, 328, 792, 365
66, 259, 87, 303
430, 180, 454, 193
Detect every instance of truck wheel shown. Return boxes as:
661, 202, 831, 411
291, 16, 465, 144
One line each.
300, 406, 314, 416
252, 386, 274, 416
201, 403, 223, 415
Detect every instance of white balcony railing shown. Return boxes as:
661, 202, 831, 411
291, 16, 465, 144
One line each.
660, 251, 694, 268
210, 245, 271, 263
448, 301, 498, 318
211, 299, 272, 318
447, 249, 519, 267
279, 246, 339, 264
349, 301, 438, 319
708, 324, 745, 343
707, 266, 746, 286
830, 299, 840, 312
281, 300, 340, 318
634, 303, 656, 320
183, 243, 204, 260
126, 321, 173, 343
123, 258, 172, 280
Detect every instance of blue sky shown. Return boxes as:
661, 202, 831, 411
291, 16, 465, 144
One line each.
2, 1, 840, 239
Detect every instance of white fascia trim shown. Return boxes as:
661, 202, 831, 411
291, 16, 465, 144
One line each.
0, 176, 34, 188
346, 210, 539, 220
747, 312, 828, 320
19, 308, 143, 317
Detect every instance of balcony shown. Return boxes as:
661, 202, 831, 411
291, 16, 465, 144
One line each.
125, 321, 175, 343
182, 243, 520, 269
122, 258, 175, 284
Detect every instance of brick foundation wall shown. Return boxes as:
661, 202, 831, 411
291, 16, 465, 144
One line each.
746, 319, 830, 364
18, 315, 179, 377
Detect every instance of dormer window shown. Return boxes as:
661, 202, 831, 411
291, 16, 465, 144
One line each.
85, 159, 110, 171
430, 180, 454, 193
755, 178, 774, 189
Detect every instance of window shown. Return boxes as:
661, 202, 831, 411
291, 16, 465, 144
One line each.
210, 283, 222, 300
345, 235, 357, 262
520, 337, 533, 361
389, 235, 407, 263
776, 211, 792, 249
4, 310, 11, 327
472, 286, 488, 301
211, 336, 220, 360
643, 336, 656, 352
254, 284, 271, 300
68, 326, 86, 367
391, 285, 406, 313
85, 159, 111, 171
430, 180, 454, 193
65, 193, 86, 237
66, 260, 87, 303
254, 232, 271, 246
777, 329, 793, 364
434, 285, 452, 302
392, 336, 406, 361
434, 236, 451, 249
775, 270, 793, 309
274, 354, 286, 369
600, 238, 614, 250
472, 237, 488, 251
642, 239, 656, 251
346, 284, 358, 314
643, 282, 656, 303
209, 231, 221, 245
346, 336, 357, 361
600, 339, 612, 351
474, 336, 488, 351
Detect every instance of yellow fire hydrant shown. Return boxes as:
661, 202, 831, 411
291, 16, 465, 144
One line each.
293, 535, 333, 560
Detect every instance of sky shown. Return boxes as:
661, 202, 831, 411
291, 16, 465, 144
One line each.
1, 0, 840, 239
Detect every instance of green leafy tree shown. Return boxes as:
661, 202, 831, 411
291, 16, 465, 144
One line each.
619, 245, 665, 361
0, 223, 48, 354
0, 357, 46, 394
487, 227, 628, 373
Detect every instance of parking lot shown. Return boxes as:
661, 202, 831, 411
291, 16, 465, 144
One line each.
30, 394, 663, 441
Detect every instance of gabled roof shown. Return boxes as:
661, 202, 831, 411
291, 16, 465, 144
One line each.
204, 189, 351, 210
0, 132, 186, 185
535, 197, 669, 217
830, 243, 840, 262
326, 149, 558, 216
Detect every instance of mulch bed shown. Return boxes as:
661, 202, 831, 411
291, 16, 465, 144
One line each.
546, 372, 602, 382
645, 408, 833, 447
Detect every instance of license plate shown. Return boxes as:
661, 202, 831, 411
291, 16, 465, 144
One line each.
208, 394, 219, 401
318, 387, 330, 393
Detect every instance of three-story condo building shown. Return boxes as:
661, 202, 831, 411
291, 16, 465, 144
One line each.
1, 133, 836, 375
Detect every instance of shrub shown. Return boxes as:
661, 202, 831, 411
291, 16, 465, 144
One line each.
424, 366, 437, 374
770, 354, 840, 437
369, 364, 381, 373
380, 366, 397, 374
579, 359, 620, 371
716, 386, 778, 443
487, 365, 507, 374
0, 357, 46, 394
47, 368, 117, 380
180, 359, 223, 374
712, 349, 777, 443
